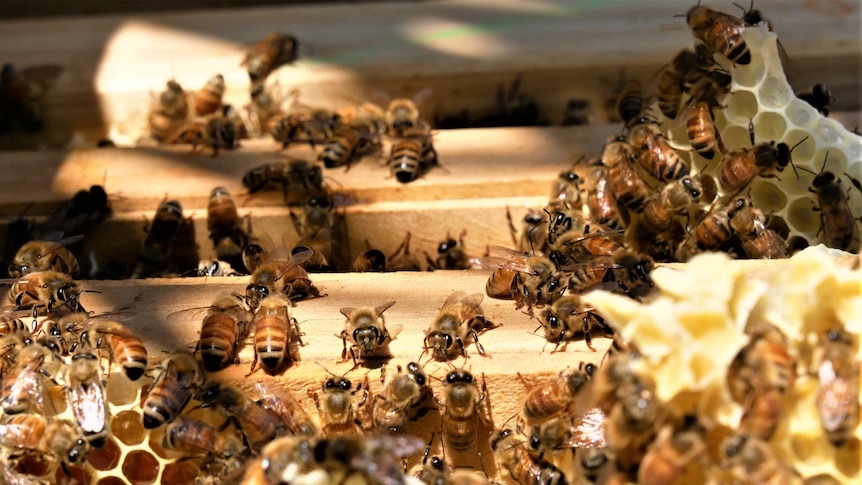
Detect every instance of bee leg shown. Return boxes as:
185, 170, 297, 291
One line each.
309, 389, 323, 413
582, 316, 597, 352
470, 331, 492, 359
246, 352, 259, 377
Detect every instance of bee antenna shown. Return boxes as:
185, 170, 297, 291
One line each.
314, 361, 339, 377
820, 150, 830, 172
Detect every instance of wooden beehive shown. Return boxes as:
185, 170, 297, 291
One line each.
0, 1, 859, 483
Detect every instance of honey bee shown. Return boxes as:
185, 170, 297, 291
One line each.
426, 232, 471, 271
628, 175, 703, 250
352, 248, 387, 273
720, 434, 799, 483
192, 74, 225, 116
290, 195, 346, 271
796, 83, 834, 117
207, 187, 250, 268
718, 138, 807, 192
727, 195, 788, 259
636, 425, 706, 485
507, 207, 550, 254
323, 435, 429, 484
79, 319, 147, 381
318, 123, 381, 170
602, 372, 664, 474
522, 408, 608, 462
412, 437, 491, 485
148, 80, 189, 142
141, 351, 204, 429
245, 247, 320, 311
242, 233, 274, 276
602, 134, 652, 213
568, 248, 655, 300
683, 87, 726, 160
727, 324, 796, 440
372, 362, 431, 434
388, 126, 439, 183
242, 158, 326, 206
481, 246, 567, 314
191, 294, 252, 372
271, 107, 342, 149
423, 291, 499, 361
338, 301, 399, 365
163, 414, 244, 458
813, 328, 859, 446
538, 294, 613, 352
383, 89, 433, 137
490, 427, 568, 485
0, 415, 89, 467
627, 117, 690, 183
247, 82, 285, 135
0, 310, 32, 339
801, 153, 862, 251
562, 99, 590, 126
195, 382, 288, 452
170, 107, 239, 156
518, 362, 595, 424
656, 49, 695, 120
440, 369, 489, 453
677, 199, 736, 259
243, 33, 299, 83
9, 270, 84, 315
585, 164, 627, 229
9, 234, 83, 278
615, 80, 644, 124
65, 348, 108, 447
1, 344, 61, 416
249, 295, 303, 375
551, 162, 584, 207
136, 198, 185, 275
686, 6, 750, 65
253, 381, 320, 437
196, 258, 241, 277
309, 373, 369, 436
387, 232, 423, 272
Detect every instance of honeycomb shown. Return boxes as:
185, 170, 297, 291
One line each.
657, 22, 862, 252
582, 245, 861, 484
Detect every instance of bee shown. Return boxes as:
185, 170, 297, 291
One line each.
388, 126, 439, 184
192, 74, 225, 116
677, 199, 736, 259
561, 99, 590, 126
1, 344, 62, 416
9, 234, 83, 278
318, 123, 381, 170
352, 248, 387, 273
196, 258, 241, 277
386, 231, 423, 272
538, 294, 613, 352
250, 295, 303, 375
141, 351, 204, 429
412, 437, 491, 485
247, 82, 285, 135
243, 33, 299, 84
193, 294, 252, 372
518, 362, 595, 424
481, 246, 567, 314
0, 310, 32, 339
568, 248, 655, 300
9, 270, 84, 315
686, 6, 751, 65
65, 348, 108, 447
507, 207, 550, 254
170, 106, 239, 156
683, 86, 726, 160
78, 320, 147, 381
572, 447, 611, 484
720, 434, 798, 484
423, 291, 499, 361
523, 408, 608, 461
148, 80, 189, 142
136, 198, 185, 275
602, 135, 652, 213
245, 247, 320, 311
253, 381, 320, 437
0, 63, 55, 134
813, 328, 859, 446
727, 324, 795, 440
585, 164, 627, 229
727, 195, 788, 259
309, 373, 369, 436
628, 175, 703, 249
0, 415, 89, 467
243, 158, 326, 206
207, 187, 250, 268
372, 362, 431, 434
382, 89, 433, 136
615, 80, 644, 124
796, 83, 834, 117
627, 117, 690, 183
271, 108, 342, 149
195, 382, 288, 452
718, 138, 807, 192
242, 233, 275, 276
290, 194, 346, 271
440, 369, 489, 454
320, 435, 427, 484
426, 232, 472, 270
636, 425, 706, 485
551, 164, 584, 208
490, 427, 567, 485
163, 414, 244, 458
602, 372, 664, 475
338, 301, 399, 365
802, 152, 862, 251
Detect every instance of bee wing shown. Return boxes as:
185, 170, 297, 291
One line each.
385, 323, 403, 341
458, 293, 485, 320
474, 256, 535, 274
441, 291, 468, 310
412, 88, 434, 108
562, 229, 626, 246
562, 407, 608, 449
165, 305, 213, 327
69, 381, 107, 433
374, 301, 397, 317
339, 307, 356, 319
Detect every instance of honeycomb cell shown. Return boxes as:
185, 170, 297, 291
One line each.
16, 453, 50, 476
122, 450, 160, 485
752, 111, 787, 143
787, 98, 816, 128
87, 437, 122, 471
749, 180, 788, 214
783, 129, 817, 168
148, 425, 180, 460
720, 124, 752, 151
787, 196, 820, 236
112, 410, 148, 446
835, 439, 861, 478
729, 54, 766, 88
814, 148, 848, 175
722, 89, 758, 125
816, 119, 844, 145
162, 460, 200, 485
849, 137, 862, 159
106, 370, 141, 406
759, 76, 793, 109
55, 464, 90, 485
97, 477, 128, 485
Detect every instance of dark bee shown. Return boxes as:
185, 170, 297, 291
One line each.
615, 80, 644, 124
0, 63, 55, 134
242, 158, 326, 206
686, 5, 751, 65
388, 126, 439, 184
796, 83, 834, 117
207, 187, 250, 269
561, 99, 590, 126
134, 198, 187, 277
243, 33, 299, 84
428, 231, 472, 270
801, 152, 862, 251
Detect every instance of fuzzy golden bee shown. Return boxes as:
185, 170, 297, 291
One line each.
338, 301, 400, 365
141, 351, 204, 429
423, 291, 499, 361
9, 234, 82, 278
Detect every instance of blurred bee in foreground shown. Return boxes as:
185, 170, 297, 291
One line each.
381, 88, 433, 137
0, 414, 90, 471
522, 407, 608, 460
148, 80, 189, 142
195, 381, 288, 452
423, 291, 499, 362
813, 328, 859, 447
338, 301, 400, 366
243, 33, 299, 84
65, 347, 108, 447
253, 381, 320, 437
490, 426, 568, 485
162, 414, 244, 459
